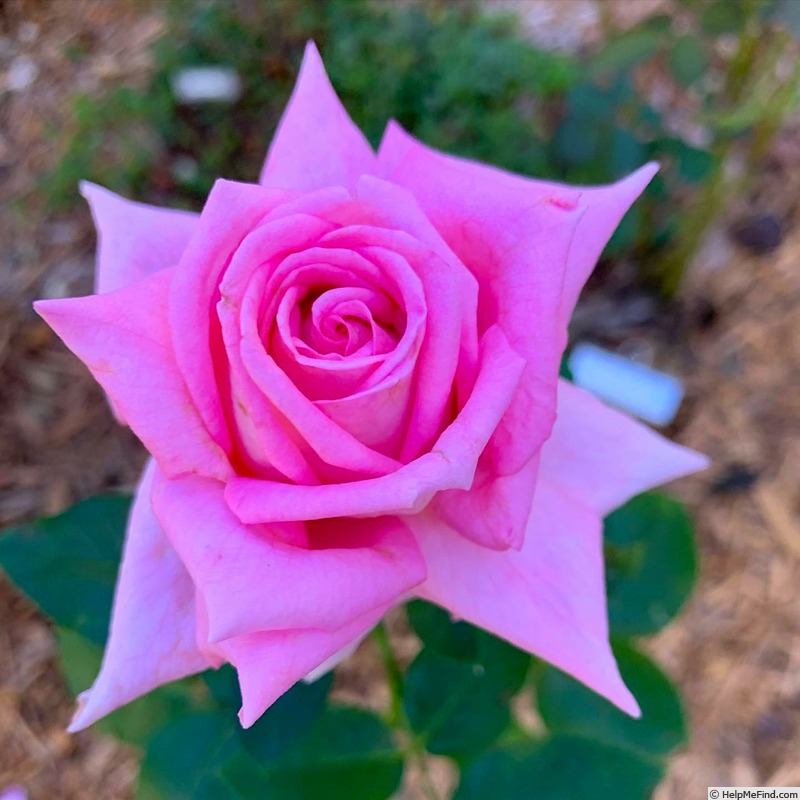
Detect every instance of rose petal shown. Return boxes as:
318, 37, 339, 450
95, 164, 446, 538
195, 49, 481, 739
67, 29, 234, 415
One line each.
377, 122, 656, 476
321, 203, 479, 460
377, 122, 584, 474
434, 454, 540, 551
259, 41, 375, 191
207, 604, 390, 728
81, 182, 199, 294
411, 480, 640, 716
169, 179, 301, 457
238, 264, 407, 477
151, 470, 425, 642
226, 325, 524, 523
540, 380, 709, 514
216, 212, 340, 482
67, 461, 211, 732
34, 270, 232, 481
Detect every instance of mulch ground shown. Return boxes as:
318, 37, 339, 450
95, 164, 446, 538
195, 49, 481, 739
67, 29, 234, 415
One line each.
1, 2, 799, 798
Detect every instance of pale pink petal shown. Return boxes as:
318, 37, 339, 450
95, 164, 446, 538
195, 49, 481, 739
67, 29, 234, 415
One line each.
81, 182, 199, 294
556, 166, 658, 321
260, 41, 375, 191
411, 481, 640, 716
151, 470, 425, 641
209, 605, 390, 728
34, 271, 232, 481
68, 461, 211, 733
377, 123, 657, 476
226, 325, 524, 523
540, 380, 709, 515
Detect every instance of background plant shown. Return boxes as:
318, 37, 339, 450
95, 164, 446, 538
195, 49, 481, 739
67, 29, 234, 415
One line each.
10, 0, 798, 796
46, 0, 800, 294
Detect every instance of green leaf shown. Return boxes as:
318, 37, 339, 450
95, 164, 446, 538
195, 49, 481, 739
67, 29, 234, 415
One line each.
669, 35, 708, 87
701, 0, 745, 35
610, 127, 647, 179
0, 495, 130, 643
553, 116, 602, 167
406, 598, 480, 660
658, 138, 716, 184
403, 640, 529, 757
455, 736, 664, 800
590, 28, 663, 78
535, 640, 687, 757
223, 707, 403, 800
604, 492, 697, 636
241, 673, 333, 763
406, 600, 530, 689
138, 710, 240, 799
203, 664, 243, 708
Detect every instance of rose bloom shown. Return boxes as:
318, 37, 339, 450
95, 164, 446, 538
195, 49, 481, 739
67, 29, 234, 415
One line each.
36, 43, 706, 730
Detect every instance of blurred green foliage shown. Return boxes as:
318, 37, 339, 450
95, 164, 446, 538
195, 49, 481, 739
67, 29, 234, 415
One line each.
46, 0, 800, 292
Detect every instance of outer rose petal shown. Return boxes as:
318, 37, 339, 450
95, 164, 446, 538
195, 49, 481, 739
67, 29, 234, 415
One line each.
81, 182, 199, 294
433, 379, 708, 552
259, 41, 375, 191
204, 604, 390, 728
68, 461, 211, 733
410, 481, 640, 716
151, 470, 426, 641
34, 270, 232, 482
540, 380, 710, 515
377, 122, 657, 476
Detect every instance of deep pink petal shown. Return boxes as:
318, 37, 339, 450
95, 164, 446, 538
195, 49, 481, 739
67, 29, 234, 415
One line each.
151, 470, 425, 642
377, 122, 656, 475
216, 213, 339, 482
323, 178, 480, 460
411, 481, 639, 716
67, 461, 211, 732
226, 325, 524, 523
259, 41, 375, 191
34, 271, 231, 481
169, 179, 300, 456
81, 182, 199, 294
434, 454, 540, 551
540, 380, 709, 514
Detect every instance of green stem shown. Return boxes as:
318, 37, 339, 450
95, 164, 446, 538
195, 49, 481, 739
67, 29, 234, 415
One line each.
372, 620, 404, 727
372, 621, 441, 800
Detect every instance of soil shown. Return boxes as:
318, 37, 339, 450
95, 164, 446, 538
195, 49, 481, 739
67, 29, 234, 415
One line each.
2, 1, 799, 799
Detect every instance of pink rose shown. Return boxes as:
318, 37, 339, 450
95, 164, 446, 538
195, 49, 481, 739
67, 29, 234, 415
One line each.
36, 43, 706, 730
